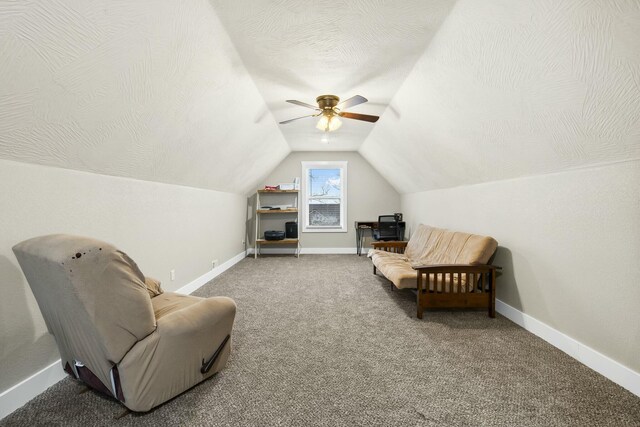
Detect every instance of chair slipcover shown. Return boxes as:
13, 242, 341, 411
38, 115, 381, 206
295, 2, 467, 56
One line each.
13, 234, 236, 412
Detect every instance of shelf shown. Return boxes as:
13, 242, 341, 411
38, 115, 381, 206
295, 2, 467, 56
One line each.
256, 238, 299, 245
255, 188, 300, 258
257, 209, 298, 214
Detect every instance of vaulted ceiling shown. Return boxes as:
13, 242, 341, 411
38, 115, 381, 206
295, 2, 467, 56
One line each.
209, 0, 456, 151
360, 0, 640, 193
0, 0, 290, 195
0, 0, 638, 195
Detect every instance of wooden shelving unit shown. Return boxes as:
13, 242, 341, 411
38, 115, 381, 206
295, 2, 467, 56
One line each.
254, 190, 300, 258
255, 238, 299, 244
256, 209, 298, 214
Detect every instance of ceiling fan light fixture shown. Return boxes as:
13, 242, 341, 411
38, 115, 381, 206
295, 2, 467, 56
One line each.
316, 115, 329, 131
316, 114, 342, 132
329, 116, 341, 131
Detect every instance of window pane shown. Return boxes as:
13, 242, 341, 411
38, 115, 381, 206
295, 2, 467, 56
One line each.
307, 168, 341, 227
308, 168, 341, 198
309, 203, 341, 226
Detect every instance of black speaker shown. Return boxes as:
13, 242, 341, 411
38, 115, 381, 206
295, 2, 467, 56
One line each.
285, 222, 298, 239
264, 230, 285, 241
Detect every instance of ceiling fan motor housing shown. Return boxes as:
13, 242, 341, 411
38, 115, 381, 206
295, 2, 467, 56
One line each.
316, 95, 340, 111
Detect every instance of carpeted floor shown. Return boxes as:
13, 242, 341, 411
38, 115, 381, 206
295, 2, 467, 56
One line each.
2, 255, 639, 426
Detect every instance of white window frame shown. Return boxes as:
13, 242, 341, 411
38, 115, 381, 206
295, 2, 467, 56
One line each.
301, 161, 348, 233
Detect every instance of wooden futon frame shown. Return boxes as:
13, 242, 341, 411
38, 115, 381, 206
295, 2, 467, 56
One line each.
371, 241, 499, 319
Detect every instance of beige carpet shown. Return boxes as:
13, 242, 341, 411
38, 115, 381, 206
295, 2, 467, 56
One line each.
2, 255, 639, 426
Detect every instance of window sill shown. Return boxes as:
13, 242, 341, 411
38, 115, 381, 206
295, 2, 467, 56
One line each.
303, 227, 348, 233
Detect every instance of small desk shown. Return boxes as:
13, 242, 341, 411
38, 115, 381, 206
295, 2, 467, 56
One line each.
355, 221, 406, 256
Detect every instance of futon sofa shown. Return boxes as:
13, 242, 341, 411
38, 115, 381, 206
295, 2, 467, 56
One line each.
369, 224, 498, 319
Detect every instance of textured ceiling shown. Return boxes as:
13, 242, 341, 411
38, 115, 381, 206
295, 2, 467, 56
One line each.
0, 0, 290, 194
209, 0, 456, 151
360, 0, 640, 193
1, 0, 638, 195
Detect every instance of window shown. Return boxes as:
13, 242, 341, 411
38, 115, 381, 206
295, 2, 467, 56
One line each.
301, 161, 347, 233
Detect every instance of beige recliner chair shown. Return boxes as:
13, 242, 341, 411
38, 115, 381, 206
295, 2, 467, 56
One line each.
13, 234, 236, 412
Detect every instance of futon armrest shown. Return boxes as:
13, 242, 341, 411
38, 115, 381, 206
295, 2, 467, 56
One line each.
411, 263, 498, 272
371, 241, 408, 254
412, 264, 499, 295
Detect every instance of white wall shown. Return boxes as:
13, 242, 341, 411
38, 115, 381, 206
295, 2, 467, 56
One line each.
359, 0, 640, 380
252, 152, 401, 249
402, 159, 640, 373
0, 0, 280, 395
0, 159, 246, 392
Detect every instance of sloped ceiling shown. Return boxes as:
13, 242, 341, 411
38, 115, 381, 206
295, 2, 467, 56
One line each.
0, 0, 289, 194
209, 0, 456, 151
1, 1, 638, 195
360, 0, 640, 193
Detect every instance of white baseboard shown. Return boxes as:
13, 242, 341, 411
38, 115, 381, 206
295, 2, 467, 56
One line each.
0, 250, 247, 420
302, 247, 357, 254
247, 247, 357, 255
0, 360, 67, 420
496, 299, 639, 397
175, 250, 247, 295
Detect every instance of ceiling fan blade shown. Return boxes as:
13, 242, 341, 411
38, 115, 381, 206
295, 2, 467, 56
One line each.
336, 95, 368, 110
279, 114, 316, 125
338, 111, 379, 123
286, 100, 320, 110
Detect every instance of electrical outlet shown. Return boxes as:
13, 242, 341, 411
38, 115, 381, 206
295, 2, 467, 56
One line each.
212, 259, 218, 268
170, 269, 175, 281
241, 240, 245, 245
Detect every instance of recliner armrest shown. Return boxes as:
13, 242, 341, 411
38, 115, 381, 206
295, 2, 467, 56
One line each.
117, 296, 236, 412
154, 296, 236, 335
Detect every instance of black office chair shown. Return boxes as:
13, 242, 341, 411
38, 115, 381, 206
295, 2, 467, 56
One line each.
373, 215, 399, 241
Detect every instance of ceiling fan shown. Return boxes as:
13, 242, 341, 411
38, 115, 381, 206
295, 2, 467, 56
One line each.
279, 95, 379, 132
